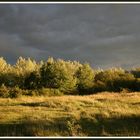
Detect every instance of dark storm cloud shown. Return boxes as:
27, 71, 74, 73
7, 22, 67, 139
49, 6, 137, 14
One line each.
0, 4, 140, 68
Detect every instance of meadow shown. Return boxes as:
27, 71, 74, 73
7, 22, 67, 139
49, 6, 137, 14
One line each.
0, 91, 140, 136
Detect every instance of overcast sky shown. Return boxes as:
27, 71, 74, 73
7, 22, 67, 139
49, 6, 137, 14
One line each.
0, 4, 140, 69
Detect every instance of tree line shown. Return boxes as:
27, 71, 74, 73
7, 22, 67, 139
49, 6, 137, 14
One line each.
0, 56, 140, 97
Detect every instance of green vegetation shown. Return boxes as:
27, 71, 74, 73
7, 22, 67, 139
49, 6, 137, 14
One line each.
0, 56, 140, 97
76, 63, 94, 94
0, 92, 139, 136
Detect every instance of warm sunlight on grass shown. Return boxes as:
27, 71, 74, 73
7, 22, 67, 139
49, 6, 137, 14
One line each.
0, 92, 140, 136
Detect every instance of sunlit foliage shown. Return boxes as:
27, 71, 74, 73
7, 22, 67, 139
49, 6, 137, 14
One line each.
0, 56, 140, 97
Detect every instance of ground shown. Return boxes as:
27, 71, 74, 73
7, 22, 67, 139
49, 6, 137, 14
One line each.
0, 92, 140, 136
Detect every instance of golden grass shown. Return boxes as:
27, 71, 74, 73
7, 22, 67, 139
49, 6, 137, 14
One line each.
0, 92, 140, 136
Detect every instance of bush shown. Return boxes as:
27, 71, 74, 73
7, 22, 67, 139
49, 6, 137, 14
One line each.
38, 88, 63, 96
0, 84, 9, 98
131, 68, 140, 78
113, 73, 135, 92
25, 90, 39, 96
93, 81, 107, 93
94, 68, 135, 92
8, 87, 23, 98
132, 78, 140, 91
24, 71, 41, 89
120, 88, 131, 93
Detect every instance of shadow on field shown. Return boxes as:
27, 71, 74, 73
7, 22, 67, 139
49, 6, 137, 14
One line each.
19, 102, 59, 108
131, 102, 140, 106
0, 117, 70, 136
0, 115, 140, 136
19, 102, 44, 107
79, 114, 140, 136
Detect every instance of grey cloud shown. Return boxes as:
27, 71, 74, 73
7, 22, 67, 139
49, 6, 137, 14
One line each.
0, 4, 140, 69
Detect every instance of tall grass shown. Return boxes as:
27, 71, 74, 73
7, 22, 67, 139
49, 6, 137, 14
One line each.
0, 92, 139, 136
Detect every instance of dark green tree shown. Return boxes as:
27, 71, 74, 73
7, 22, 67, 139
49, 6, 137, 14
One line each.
94, 68, 135, 92
76, 63, 94, 94
40, 59, 77, 93
24, 71, 41, 89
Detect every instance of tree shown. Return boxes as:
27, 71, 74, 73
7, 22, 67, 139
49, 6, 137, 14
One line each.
24, 71, 41, 89
0, 57, 11, 73
40, 58, 77, 93
14, 57, 38, 76
76, 63, 95, 94
11, 57, 40, 88
94, 68, 135, 92
113, 72, 135, 92
131, 68, 140, 78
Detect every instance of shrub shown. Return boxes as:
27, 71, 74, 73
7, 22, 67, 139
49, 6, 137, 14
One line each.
120, 88, 131, 93
94, 68, 135, 92
133, 78, 140, 91
25, 90, 39, 96
8, 87, 23, 98
93, 81, 107, 93
24, 71, 41, 89
131, 68, 140, 78
113, 73, 135, 92
38, 88, 63, 96
0, 84, 9, 98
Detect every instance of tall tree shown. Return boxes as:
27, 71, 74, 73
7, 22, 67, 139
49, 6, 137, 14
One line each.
40, 58, 77, 93
76, 63, 95, 94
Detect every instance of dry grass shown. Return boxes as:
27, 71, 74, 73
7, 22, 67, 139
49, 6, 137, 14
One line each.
0, 92, 140, 136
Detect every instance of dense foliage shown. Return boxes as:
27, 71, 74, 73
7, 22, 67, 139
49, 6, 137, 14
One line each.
0, 56, 140, 97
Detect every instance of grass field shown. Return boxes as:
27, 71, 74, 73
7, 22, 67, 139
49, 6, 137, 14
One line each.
0, 92, 140, 136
